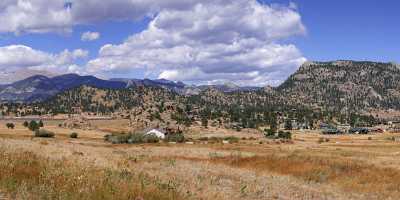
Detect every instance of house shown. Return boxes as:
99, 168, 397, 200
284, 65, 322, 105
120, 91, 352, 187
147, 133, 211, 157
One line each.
390, 121, 400, 132
349, 127, 369, 134
322, 128, 342, 134
337, 124, 351, 133
145, 129, 166, 139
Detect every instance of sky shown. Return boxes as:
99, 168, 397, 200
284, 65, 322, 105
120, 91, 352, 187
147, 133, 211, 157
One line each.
0, 0, 398, 86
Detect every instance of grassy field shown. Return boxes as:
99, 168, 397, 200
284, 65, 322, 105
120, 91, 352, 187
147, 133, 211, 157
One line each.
1, 120, 400, 199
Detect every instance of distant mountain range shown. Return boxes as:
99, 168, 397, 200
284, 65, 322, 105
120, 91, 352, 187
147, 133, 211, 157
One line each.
0, 73, 261, 102
0, 69, 58, 85
3, 60, 400, 118
0, 74, 126, 102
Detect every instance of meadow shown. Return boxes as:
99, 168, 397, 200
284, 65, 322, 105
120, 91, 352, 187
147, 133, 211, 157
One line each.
1, 120, 400, 199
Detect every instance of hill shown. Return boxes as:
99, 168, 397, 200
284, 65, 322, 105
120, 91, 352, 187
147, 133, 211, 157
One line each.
277, 61, 400, 114
0, 74, 126, 102
2, 60, 400, 122
0, 74, 262, 103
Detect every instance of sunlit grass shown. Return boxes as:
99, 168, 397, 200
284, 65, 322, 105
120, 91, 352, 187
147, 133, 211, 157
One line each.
0, 148, 183, 200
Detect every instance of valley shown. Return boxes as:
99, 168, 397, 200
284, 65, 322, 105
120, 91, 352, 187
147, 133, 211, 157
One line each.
1, 119, 400, 199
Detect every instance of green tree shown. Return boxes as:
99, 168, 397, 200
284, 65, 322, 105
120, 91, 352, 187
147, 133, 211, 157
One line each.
201, 117, 208, 128
28, 120, 39, 131
284, 119, 292, 130
270, 114, 278, 133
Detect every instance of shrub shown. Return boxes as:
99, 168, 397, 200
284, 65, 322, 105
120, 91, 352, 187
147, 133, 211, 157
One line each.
127, 133, 160, 144
224, 136, 239, 143
198, 137, 209, 141
23, 121, 29, 127
6, 123, 15, 129
142, 134, 160, 143
264, 129, 276, 138
105, 133, 160, 144
70, 132, 78, 139
127, 133, 145, 144
164, 133, 185, 143
278, 131, 292, 140
209, 137, 222, 143
28, 120, 40, 131
34, 129, 55, 138
387, 136, 396, 141
112, 134, 131, 144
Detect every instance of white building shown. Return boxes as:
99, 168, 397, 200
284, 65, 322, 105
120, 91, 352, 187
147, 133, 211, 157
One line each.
145, 129, 166, 139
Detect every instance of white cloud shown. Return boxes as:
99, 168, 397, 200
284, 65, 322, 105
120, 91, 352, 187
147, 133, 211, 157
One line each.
0, 45, 88, 74
0, 0, 211, 34
0, 0, 72, 34
0, 45, 51, 68
86, 0, 307, 86
81, 31, 100, 41
0, 0, 307, 86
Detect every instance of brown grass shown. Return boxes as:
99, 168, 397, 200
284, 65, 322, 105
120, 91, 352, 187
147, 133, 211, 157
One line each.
210, 151, 400, 199
0, 148, 183, 200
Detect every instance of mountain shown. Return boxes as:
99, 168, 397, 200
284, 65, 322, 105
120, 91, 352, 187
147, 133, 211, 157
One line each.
0, 74, 260, 102
110, 78, 186, 92
277, 60, 400, 113
3, 60, 400, 115
0, 74, 126, 102
0, 69, 58, 84
7, 60, 400, 127
109, 78, 259, 95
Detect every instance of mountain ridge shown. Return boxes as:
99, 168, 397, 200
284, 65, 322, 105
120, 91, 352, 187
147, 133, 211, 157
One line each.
0, 73, 262, 102
2, 60, 400, 117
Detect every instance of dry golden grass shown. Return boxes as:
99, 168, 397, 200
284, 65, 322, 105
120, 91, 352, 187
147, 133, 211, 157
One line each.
2, 120, 400, 199
0, 147, 183, 200
210, 152, 400, 199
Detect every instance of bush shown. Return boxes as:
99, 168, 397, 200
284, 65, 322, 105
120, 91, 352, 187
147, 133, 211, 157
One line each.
112, 134, 131, 144
264, 129, 275, 138
164, 133, 185, 143
34, 129, 55, 138
142, 134, 160, 143
28, 120, 40, 131
224, 136, 239, 143
387, 136, 396, 141
70, 132, 78, 139
105, 133, 160, 144
209, 137, 223, 143
278, 131, 292, 140
198, 137, 209, 141
6, 123, 15, 129
126, 133, 143, 144
318, 137, 330, 143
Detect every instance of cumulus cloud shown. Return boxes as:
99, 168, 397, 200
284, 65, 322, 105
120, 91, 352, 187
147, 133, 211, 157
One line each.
0, 0, 307, 86
0, 0, 209, 34
81, 31, 100, 41
0, 45, 88, 73
86, 0, 307, 86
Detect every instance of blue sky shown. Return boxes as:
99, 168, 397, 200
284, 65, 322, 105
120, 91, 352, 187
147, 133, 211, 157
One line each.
0, 0, 398, 85
286, 0, 400, 62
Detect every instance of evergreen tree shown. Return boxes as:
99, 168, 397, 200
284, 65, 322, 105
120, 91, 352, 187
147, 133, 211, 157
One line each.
28, 120, 39, 131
